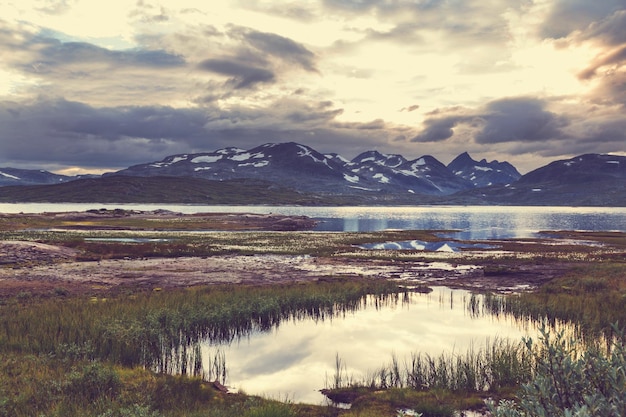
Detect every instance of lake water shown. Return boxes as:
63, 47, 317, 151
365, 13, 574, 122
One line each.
1, 203, 625, 239
203, 287, 539, 405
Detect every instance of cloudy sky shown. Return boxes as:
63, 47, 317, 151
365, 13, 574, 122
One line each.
1, 0, 625, 175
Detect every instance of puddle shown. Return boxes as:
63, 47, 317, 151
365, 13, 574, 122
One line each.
359, 240, 497, 252
84, 237, 171, 243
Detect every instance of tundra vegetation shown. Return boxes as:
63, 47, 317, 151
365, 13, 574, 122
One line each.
0, 211, 624, 416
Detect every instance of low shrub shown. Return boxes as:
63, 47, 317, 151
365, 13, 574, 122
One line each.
490, 324, 626, 417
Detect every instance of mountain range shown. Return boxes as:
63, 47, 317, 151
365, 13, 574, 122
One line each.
1, 142, 624, 206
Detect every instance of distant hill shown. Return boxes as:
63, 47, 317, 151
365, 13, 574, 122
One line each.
0, 175, 347, 205
0, 167, 79, 187
448, 154, 626, 206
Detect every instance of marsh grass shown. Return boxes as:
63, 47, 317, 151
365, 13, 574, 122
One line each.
0, 280, 405, 376
475, 263, 626, 339
0, 280, 405, 417
329, 337, 532, 395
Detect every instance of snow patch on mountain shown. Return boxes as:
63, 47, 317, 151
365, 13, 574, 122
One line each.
373, 173, 390, 183
192, 155, 222, 164
1, 171, 20, 180
297, 145, 324, 164
239, 161, 270, 168
344, 174, 359, 183
230, 153, 252, 161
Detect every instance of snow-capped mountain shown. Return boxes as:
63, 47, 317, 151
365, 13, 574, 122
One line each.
113, 142, 354, 193
447, 152, 521, 187
452, 153, 626, 206
0, 167, 74, 187
2, 146, 624, 205
112, 143, 477, 196
347, 151, 473, 194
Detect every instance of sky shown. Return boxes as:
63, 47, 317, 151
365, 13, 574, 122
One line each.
1, 0, 625, 175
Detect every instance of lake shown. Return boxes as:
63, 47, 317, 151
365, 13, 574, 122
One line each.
1, 203, 625, 239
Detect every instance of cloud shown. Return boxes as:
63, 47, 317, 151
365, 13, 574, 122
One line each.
582, 9, 626, 46
540, 0, 626, 40
34, 0, 75, 15
239, 29, 318, 72
0, 20, 193, 106
578, 45, 626, 80
412, 117, 462, 143
33, 40, 185, 70
0, 20, 184, 71
475, 98, 569, 144
198, 59, 275, 89
194, 27, 318, 91
238, 1, 317, 21
0, 98, 210, 168
412, 97, 569, 144
568, 10, 626, 106
0, 95, 402, 170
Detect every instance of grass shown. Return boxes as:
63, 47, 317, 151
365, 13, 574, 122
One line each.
0, 280, 406, 416
0, 279, 404, 369
324, 338, 531, 413
478, 262, 626, 339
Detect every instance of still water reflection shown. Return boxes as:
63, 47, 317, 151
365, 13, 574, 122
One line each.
2, 204, 624, 239
200, 287, 539, 404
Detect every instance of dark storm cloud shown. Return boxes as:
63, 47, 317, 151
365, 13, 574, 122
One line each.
475, 98, 569, 144
0, 95, 394, 169
0, 98, 211, 168
198, 59, 275, 89
412, 97, 569, 144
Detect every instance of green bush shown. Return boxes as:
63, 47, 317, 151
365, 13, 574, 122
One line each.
64, 362, 121, 404
490, 324, 626, 417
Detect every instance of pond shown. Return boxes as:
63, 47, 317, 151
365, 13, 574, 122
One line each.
198, 287, 542, 405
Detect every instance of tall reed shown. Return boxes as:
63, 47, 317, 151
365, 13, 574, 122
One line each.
0, 280, 404, 379
332, 337, 533, 394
